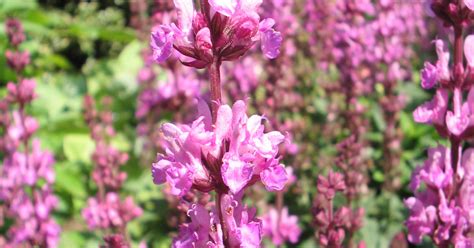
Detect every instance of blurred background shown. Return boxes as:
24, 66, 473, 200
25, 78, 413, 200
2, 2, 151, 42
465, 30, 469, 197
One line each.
0, 0, 444, 247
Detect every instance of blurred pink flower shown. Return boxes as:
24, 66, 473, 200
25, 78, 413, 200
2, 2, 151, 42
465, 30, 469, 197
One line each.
262, 207, 301, 245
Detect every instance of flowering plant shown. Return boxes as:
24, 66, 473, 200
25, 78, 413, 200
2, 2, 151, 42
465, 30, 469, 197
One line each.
0, 18, 60, 247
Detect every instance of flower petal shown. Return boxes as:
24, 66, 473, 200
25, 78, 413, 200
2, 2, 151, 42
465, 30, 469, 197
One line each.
150, 26, 175, 62
222, 155, 253, 193
465, 0, 474, 10
260, 28, 282, 59
209, 0, 237, 17
260, 163, 287, 191
173, 0, 194, 31
465, 35, 474, 67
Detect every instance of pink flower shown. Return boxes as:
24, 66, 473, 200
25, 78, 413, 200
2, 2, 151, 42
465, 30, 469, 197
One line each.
208, 0, 239, 17
262, 207, 301, 245
464, 35, 474, 67
465, 0, 474, 11
173, 194, 262, 247
5, 18, 25, 46
415, 146, 452, 190
405, 145, 474, 245
150, 0, 281, 67
219, 193, 262, 247
260, 21, 282, 59
413, 89, 448, 125
7, 79, 36, 105
82, 192, 142, 230
446, 110, 470, 136
5, 50, 30, 72
317, 171, 346, 200
137, 67, 155, 83
404, 197, 437, 244
421, 62, 437, 89
150, 25, 176, 63
435, 39, 450, 82
152, 100, 288, 195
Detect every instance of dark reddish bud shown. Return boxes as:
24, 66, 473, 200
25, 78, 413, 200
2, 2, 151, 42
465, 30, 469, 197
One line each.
102, 234, 129, 248
5, 50, 30, 72
5, 18, 25, 46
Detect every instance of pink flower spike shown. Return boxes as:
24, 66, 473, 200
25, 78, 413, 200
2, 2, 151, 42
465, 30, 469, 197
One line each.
464, 35, 474, 67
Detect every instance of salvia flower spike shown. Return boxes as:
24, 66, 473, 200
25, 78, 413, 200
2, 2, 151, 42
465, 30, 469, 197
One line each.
150, 0, 282, 68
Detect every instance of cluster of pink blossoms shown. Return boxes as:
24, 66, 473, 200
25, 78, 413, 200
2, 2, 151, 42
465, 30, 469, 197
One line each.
153, 99, 288, 196
0, 18, 60, 247
82, 96, 142, 245
135, 0, 203, 164
314, 145, 365, 248
406, 1, 474, 246
150, 0, 282, 66
261, 206, 300, 245
173, 192, 262, 247
218, 1, 302, 244
305, 1, 425, 244
261, 168, 301, 246
314, 171, 362, 247
150, 0, 288, 246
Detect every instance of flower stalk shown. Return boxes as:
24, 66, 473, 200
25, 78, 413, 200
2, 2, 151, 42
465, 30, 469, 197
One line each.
406, 1, 474, 246
150, 1, 285, 247
209, 57, 222, 123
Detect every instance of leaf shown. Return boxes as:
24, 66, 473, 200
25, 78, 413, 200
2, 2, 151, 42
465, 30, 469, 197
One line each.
371, 104, 386, 131
67, 23, 99, 40
361, 218, 387, 247
54, 162, 87, 198
111, 133, 131, 152
63, 134, 94, 164
59, 231, 86, 248
32, 81, 68, 119
373, 170, 385, 183
98, 27, 135, 42
21, 21, 54, 37
42, 54, 73, 70
0, 0, 38, 12
112, 40, 143, 92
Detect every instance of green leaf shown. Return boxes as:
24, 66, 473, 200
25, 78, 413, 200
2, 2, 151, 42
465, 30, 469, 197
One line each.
112, 40, 142, 92
55, 162, 87, 198
111, 133, 131, 152
59, 231, 86, 248
0, 0, 38, 12
63, 134, 94, 164
98, 27, 135, 42
373, 170, 385, 183
371, 104, 386, 131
